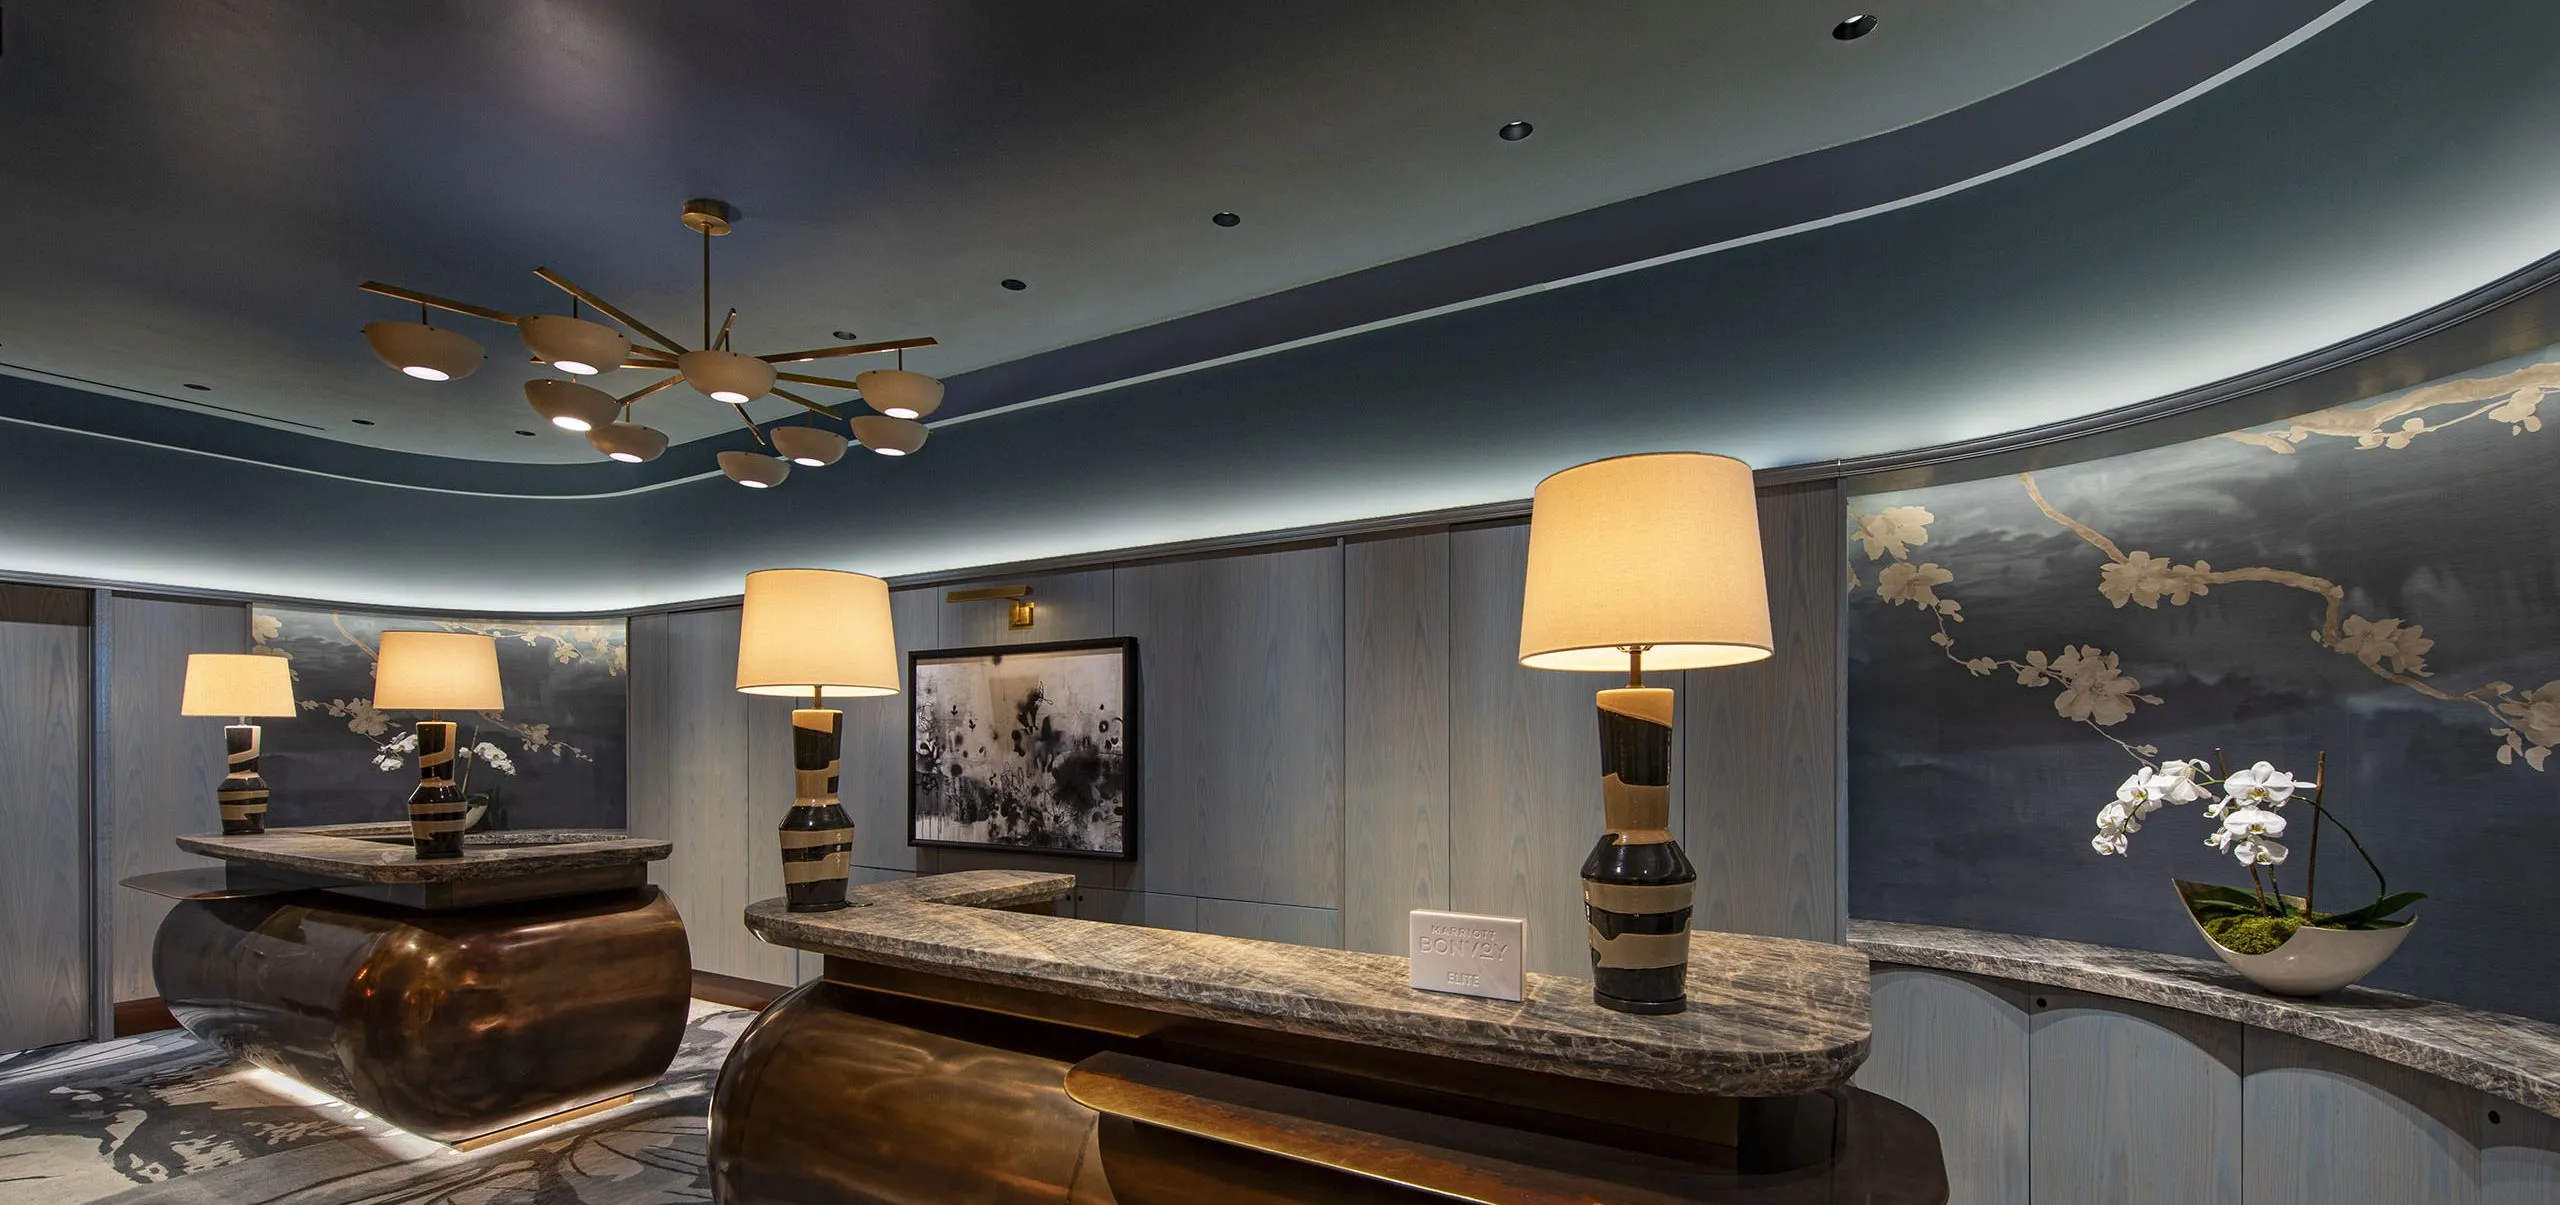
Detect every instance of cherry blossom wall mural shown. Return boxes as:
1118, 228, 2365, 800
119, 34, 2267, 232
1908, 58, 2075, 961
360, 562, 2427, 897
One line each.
1846, 344, 2559, 1021
246, 605, 628, 830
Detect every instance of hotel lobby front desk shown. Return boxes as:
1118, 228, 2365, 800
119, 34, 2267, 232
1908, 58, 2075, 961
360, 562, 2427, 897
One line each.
715, 871, 1946, 1204
125, 823, 691, 1144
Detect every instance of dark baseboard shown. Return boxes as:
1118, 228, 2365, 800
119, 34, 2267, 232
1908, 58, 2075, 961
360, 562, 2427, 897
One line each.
691, 969, 789, 1011
113, 997, 180, 1037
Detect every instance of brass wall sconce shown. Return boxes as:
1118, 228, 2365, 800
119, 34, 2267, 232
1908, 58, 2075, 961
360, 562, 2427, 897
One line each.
947, 585, 1034, 630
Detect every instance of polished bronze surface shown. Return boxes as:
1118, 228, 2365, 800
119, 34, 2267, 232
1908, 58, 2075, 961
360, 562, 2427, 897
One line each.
711, 975, 1948, 1203
155, 885, 690, 1144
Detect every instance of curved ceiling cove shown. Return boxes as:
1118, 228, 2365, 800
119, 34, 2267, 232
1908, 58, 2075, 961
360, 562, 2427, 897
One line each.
10, 0, 2558, 615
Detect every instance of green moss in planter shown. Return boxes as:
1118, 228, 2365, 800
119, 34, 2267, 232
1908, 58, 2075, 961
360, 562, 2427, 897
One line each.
2203, 913, 2303, 954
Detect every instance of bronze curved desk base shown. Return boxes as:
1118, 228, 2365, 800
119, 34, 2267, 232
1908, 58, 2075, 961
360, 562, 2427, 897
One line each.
711, 973, 1947, 1204
154, 885, 692, 1144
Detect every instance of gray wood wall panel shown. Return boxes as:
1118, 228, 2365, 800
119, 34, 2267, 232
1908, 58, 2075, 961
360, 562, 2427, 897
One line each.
104, 595, 245, 1004
1447, 523, 1684, 977
1072, 887, 1199, 931
938, 568, 1113, 648
625, 612, 672, 857
1343, 531, 1450, 956
0, 585, 92, 1052
660, 608, 755, 980
2242, 1027, 2481, 1205
1196, 898, 1343, 948
1855, 966, 2031, 1205
2484, 1093, 2560, 1204
844, 587, 939, 874
739, 693, 800, 986
1112, 545, 1344, 912
2029, 987, 2243, 1205
1686, 480, 1843, 942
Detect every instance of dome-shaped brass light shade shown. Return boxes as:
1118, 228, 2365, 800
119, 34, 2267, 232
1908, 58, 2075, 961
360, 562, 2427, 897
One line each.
718, 450, 792, 488
855, 369, 944, 420
772, 425, 848, 467
518, 315, 630, 376
850, 415, 928, 457
363, 321, 484, 381
679, 349, 777, 405
588, 420, 669, 463
524, 378, 623, 432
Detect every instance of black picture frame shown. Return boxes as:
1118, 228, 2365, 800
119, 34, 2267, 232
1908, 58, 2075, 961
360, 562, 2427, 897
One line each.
906, 636, 1140, 861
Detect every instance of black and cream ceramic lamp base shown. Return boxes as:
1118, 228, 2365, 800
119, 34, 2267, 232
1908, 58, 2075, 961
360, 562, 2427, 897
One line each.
407, 720, 469, 859
780, 708, 854, 911
217, 723, 271, 835
1582, 686, 1697, 1014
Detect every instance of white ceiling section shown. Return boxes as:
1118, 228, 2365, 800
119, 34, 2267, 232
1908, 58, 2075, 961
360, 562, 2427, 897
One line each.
0, 0, 2191, 460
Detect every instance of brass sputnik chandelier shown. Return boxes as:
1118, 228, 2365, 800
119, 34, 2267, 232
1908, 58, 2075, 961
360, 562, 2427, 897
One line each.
357, 198, 942, 489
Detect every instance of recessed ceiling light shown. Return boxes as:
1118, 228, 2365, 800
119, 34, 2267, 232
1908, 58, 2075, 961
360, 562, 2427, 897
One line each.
1000, 278, 1027, 291
1833, 14, 1877, 40
351, 418, 377, 426
1498, 121, 1534, 142
1212, 212, 1241, 227
182, 382, 212, 391
832, 330, 858, 341
515, 429, 537, 437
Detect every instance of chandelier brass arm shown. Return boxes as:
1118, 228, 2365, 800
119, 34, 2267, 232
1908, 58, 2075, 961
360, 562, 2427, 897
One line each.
531, 268, 689, 356
616, 374, 683, 406
759, 336, 937, 364
357, 282, 520, 326
769, 387, 844, 419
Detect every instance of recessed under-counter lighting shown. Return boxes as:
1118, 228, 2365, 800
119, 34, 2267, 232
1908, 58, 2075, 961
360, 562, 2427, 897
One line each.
1211, 212, 1240, 227
183, 382, 212, 391
999, 278, 1026, 291
1498, 121, 1534, 142
1834, 14, 1878, 40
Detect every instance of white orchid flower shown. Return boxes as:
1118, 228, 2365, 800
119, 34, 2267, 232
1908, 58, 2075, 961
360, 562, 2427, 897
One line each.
2233, 835, 2288, 866
2091, 830, 2128, 856
2206, 827, 2237, 853
2221, 805, 2287, 840
2096, 800, 2140, 833
2151, 758, 2212, 804
2112, 769, 2167, 818
2222, 761, 2295, 810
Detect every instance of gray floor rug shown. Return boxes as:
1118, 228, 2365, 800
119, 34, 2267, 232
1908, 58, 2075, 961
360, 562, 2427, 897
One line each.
0, 1004, 749, 1204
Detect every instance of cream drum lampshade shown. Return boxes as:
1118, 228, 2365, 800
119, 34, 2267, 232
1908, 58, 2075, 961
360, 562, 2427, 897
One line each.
736, 569, 900, 699
1517, 452, 1774, 672
180, 654, 297, 717
372, 632, 505, 712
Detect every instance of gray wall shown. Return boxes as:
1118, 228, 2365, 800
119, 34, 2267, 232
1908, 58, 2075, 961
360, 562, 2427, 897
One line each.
628, 482, 1846, 984
0, 586, 92, 1052
1857, 965, 2560, 1204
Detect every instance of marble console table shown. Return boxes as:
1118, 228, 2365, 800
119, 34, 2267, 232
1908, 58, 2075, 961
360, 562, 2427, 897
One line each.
714, 870, 1949, 1203
126, 824, 689, 1143
1851, 919, 2560, 1120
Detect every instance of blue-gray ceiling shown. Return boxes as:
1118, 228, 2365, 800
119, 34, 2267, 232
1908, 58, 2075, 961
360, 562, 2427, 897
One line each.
6, 0, 2553, 611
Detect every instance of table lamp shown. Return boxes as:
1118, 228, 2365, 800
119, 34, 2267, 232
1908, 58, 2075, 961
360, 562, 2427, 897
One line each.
372, 631, 505, 859
179, 653, 299, 835
735, 568, 900, 912
1518, 452, 1772, 1014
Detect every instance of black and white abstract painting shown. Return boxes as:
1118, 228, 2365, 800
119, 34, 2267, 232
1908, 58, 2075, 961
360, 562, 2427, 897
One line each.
910, 638, 1136, 858
249, 606, 628, 831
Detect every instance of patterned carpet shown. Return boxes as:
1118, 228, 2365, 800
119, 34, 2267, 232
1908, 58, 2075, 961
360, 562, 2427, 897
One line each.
0, 1004, 750, 1204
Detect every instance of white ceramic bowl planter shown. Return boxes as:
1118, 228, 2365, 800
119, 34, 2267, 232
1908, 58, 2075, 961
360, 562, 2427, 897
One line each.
2174, 880, 2415, 996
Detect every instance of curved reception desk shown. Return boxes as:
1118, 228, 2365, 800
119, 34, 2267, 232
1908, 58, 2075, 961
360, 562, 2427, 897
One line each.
126, 824, 691, 1144
714, 871, 1949, 1203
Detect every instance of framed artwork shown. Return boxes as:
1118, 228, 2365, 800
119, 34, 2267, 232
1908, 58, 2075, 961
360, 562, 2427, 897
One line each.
908, 637, 1138, 859
248, 605, 628, 831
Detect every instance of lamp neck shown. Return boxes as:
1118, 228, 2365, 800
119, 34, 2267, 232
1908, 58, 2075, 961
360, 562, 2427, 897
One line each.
1621, 644, 1653, 689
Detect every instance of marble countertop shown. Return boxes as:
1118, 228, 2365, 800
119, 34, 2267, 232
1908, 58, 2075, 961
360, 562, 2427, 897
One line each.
1852, 919, 2560, 1119
174, 823, 670, 884
746, 870, 1871, 1098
